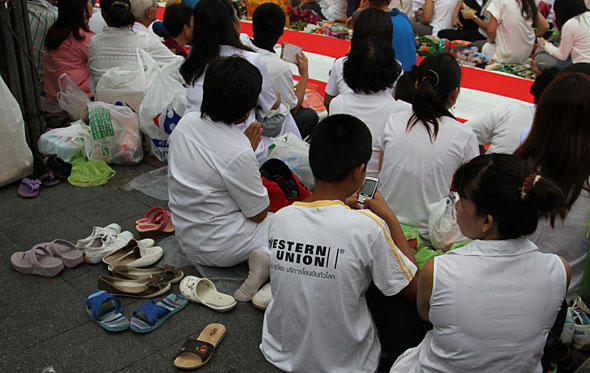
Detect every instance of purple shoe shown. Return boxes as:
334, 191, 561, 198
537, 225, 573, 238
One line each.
17, 178, 41, 198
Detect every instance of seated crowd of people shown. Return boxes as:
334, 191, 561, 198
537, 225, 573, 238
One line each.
27, 0, 590, 370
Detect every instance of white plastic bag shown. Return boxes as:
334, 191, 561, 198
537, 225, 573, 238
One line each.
428, 192, 470, 250
267, 133, 314, 189
0, 76, 33, 187
94, 49, 158, 113
85, 101, 143, 164
38, 120, 91, 161
56, 73, 90, 121
138, 61, 187, 161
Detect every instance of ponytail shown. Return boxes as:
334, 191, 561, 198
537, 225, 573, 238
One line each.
407, 52, 461, 142
102, 0, 135, 28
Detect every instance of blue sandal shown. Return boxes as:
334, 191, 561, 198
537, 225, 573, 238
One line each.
86, 290, 129, 332
130, 293, 188, 333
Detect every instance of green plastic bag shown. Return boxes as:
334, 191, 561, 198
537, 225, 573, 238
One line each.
578, 217, 590, 305
67, 153, 116, 187
400, 224, 446, 269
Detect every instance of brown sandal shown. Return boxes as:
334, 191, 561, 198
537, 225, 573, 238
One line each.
97, 275, 170, 298
111, 264, 184, 284
174, 323, 226, 369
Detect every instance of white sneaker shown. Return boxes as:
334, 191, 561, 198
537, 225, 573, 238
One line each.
571, 308, 590, 350
83, 231, 134, 264
77, 224, 121, 250
252, 283, 272, 311
561, 308, 575, 345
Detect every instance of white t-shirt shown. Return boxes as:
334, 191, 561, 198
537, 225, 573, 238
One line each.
329, 91, 412, 177
431, 0, 459, 36
529, 189, 590, 303
167, 112, 270, 267
320, 0, 348, 21
185, 44, 301, 164
261, 200, 416, 373
325, 57, 397, 98
486, 0, 536, 63
543, 12, 590, 63
87, 26, 181, 93
88, 8, 106, 35
465, 101, 535, 154
379, 111, 479, 239
391, 238, 567, 373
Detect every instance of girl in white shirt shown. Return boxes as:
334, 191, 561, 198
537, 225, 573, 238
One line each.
411, 0, 460, 35
379, 52, 479, 241
391, 153, 571, 373
535, 0, 590, 70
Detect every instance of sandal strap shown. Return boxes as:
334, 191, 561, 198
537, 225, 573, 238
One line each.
133, 300, 170, 326
149, 210, 170, 231
22, 178, 41, 190
23, 244, 55, 275
86, 290, 122, 321
45, 239, 77, 258
143, 206, 165, 220
179, 339, 215, 362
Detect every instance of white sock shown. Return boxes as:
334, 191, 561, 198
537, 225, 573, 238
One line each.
234, 249, 270, 302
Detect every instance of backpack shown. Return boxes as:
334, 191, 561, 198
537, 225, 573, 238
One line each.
260, 158, 311, 212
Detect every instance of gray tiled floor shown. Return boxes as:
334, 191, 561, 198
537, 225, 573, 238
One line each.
1, 163, 281, 372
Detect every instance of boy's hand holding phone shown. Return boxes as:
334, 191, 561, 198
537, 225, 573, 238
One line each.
363, 191, 396, 222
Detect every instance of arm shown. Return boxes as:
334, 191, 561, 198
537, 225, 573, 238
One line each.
421, 0, 434, 24
535, 12, 549, 37
486, 13, 497, 42
378, 150, 384, 171
462, 7, 489, 30
272, 90, 281, 110
249, 207, 269, 223
324, 93, 335, 111
559, 256, 572, 290
293, 52, 309, 113
417, 258, 434, 322
452, 0, 463, 28
541, 21, 575, 61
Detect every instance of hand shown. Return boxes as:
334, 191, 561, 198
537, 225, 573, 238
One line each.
362, 191, 395, 221
345, 16, 354, 28
295, 52, 308, 76
537, 37, 547, 49
300, 0, 315, 4
414, 9, 423, 20
244, 122, 262, 151
452, 15, 463, 28
345, 191, 361, 210
460, 9, 475, 20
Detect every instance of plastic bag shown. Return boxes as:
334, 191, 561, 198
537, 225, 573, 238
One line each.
138, 60, 187, 161
56, 73, 90, 121
38, 120, 91, 162
85, 101, 143, 164
95, 49, 158, 113
428, 192, 470, 250
68, 153, 116, 187
267, 133, 314, 190
125, 166, 169, 200
0, 76, 33, 187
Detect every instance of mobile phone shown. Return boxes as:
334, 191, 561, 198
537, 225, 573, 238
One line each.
281, 42, 303, 64
358, 177, 379, 206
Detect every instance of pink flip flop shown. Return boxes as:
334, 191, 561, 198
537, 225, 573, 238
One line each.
10, 244, 64, 277
136, 209, 175, 238
44, 239, 83, 268
17, 178, 41, 198
135, 207, 171, 225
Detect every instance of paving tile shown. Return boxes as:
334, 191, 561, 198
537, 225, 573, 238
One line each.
38, 182, 114, 208
0, 322, 27, 371
1, 191, 61, 227
115, 351, 173, 372
64, 192, 148, 227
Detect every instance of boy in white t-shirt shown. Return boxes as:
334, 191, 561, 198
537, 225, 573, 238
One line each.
168, 56, 271, 285
260, 114, 419, 372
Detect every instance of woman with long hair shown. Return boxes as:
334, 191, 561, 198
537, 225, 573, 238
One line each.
43, 0, 93, 103
378, 52, 479, 242
515, 72, 590, 302
535, 0, 590, 70
482, 0, 549, 63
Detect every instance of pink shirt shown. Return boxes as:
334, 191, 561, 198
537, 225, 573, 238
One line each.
43, 29, 93, 103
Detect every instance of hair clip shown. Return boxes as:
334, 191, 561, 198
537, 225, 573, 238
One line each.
112, 0, 130, 10
519, 174, 542, 201
421, 69, 440, 88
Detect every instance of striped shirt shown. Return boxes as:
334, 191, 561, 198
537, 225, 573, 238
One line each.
27, 0, 58, 83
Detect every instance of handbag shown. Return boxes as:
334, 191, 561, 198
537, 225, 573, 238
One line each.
260, 159, 311, 212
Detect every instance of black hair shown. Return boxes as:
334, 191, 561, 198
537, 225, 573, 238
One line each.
453, 154, 565, 239
368, 0, 389, 7
563, 62, 590, 74
351, 8, 393, 49
408, 52, 461, 142
530, 67, 560, 104
343, 37, 401, 94
44, 0, 91, 50
554, 0, 589, 30
101, 0, 135, 28
518, 0, 539, 26
309, 114, 372, 182
201, 56, 262, 124
180, 0, 252, 85
163, 4, 192, 37
252, 3, 285, 51
394, 65, 418, 103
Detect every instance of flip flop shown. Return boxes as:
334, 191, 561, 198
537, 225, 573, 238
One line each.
41, 171, 61, 187
179, 276, 236, 312
111, 264, 184, 284
174, 323, 226, 370
98, 275, 171, 298
85, 290, 129, 332
135, 207, 171, 225
135, 209, 175, 238
101, 238, 155, 265
10, 244, 64, 277
129, 293, 188, 333
43, 239, 83, 268
17, 178, 41, 198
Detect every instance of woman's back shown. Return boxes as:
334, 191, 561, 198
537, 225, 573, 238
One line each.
487, 0, 536, 62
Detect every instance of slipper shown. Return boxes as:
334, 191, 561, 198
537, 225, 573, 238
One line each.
179, 276, 236, 312
10, 244, 64, 277
42, 239, 83, 268
130, 293, 188, 333
85, 290, 129, 332
101, 238, 155, 265
41, 171, 61, 187
98, 275, 171, 298
136, 209, 175, 239
106, 245, 164, 272
17, 178, 41, 198
174, 323, 226, 370
252, 283, 272, 311
135, 207, 171, 225
111, 264, 184, 284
